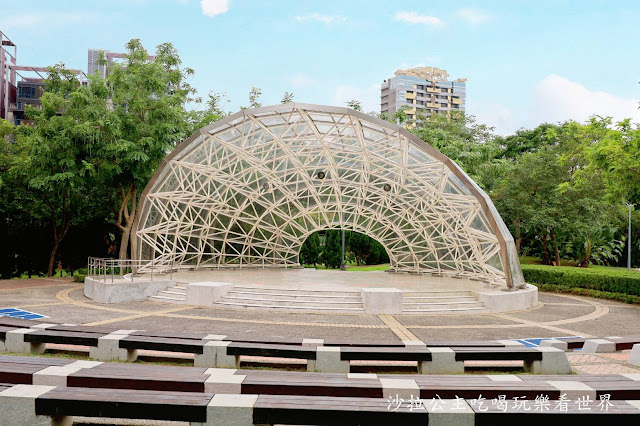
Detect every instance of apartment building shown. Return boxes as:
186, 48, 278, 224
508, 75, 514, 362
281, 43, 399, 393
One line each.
381, 66, 466, 121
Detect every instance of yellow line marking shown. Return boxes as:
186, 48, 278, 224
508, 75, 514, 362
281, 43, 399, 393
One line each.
83, 306, 195, 326
378, 314, 420, 341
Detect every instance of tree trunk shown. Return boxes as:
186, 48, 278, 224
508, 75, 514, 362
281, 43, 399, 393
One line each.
549, 228, 560, 266
116, 184, 138, 260
514, 218, 522, 254
45, 193, 72, 277
47, 242, 60, 277
119, 226, 131, 260
541, 231, 550, 265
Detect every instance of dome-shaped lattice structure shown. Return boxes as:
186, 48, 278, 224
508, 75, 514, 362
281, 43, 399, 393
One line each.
135, 104, 524, 288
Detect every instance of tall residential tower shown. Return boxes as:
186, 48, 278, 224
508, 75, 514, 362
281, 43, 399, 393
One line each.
380, 67, 466, 120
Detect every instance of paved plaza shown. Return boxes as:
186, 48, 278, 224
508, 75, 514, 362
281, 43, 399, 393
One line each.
1, 275, 639, 376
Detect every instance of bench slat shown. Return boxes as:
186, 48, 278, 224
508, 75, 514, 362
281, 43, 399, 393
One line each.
227, 342, 316, 360
340, 347, 432, 361
119, 336, 204, 354
23, 330, 102, 346
35, 387, 212, 422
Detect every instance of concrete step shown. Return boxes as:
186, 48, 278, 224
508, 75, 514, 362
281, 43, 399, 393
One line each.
403, 296, 477, 303
233, 286, 360, 297
148, 295, 186, 304
402, 306, 491, 314
220, 296, 363, 308
402, 290, 474, 297
161, 289, 187, 297
225, 290, 361, 301
213, 300, 365, 312
155, 290, 187, 299
403, 301, 485, 310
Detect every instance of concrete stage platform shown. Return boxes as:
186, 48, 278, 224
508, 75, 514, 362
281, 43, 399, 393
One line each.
86, 269, 537, 315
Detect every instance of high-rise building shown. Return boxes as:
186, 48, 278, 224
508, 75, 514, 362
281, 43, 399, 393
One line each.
0, 31, 17, 122
88, 49, 155, 80
1, 30, 86, 125
380, 66, 467, 121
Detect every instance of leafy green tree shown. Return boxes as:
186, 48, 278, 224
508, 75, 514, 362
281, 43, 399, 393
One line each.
98, 39, 196, 259
346, 100, 362, 112
281, 92, 294, 104
188, 91, 229, 132
11, 65, 101, 275
321, 230, 342, 268
300, 232, 321, 266
586, 117, 640, 205
348, 232, 371, 266
248, 86, 262, 109
411, 111, 499, 186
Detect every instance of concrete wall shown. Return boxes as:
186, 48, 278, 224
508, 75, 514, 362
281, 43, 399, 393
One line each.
473, 284, 538, 313
84, 277, 175, 304
185, 282, 234, 307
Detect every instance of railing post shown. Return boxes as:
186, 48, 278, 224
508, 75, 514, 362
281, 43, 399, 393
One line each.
151, 258, 154, 282
110, 259, 114, 283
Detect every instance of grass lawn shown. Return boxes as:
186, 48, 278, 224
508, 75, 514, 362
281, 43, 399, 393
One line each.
519, 256, 636, 273
302, 263, 390, 271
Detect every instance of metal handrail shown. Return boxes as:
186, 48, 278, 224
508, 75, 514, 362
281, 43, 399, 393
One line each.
87, 257, 174, 283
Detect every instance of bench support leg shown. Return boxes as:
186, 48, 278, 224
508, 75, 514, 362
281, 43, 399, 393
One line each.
419, 348, 464, 374
524, 347, 572, 374
195, 341, 238, 368
310, 347, 349, 373
51, 416, 73, 426
89, 335, 138, 362
5, 329, 45, 354
192, 394, 258, 426
0, 384, 55, 426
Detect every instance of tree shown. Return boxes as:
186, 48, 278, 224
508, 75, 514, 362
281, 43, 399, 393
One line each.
98, 39, 196, 259
12, 65, 102, 275
348, 232, 371, 266
300, 232, 320, 266
248, 86, 262, 109
321, 230, 342, 268
188, 91, 229, 132
411, 111, 499, 186
281, 92, 294, 104
346, 100, 362, 112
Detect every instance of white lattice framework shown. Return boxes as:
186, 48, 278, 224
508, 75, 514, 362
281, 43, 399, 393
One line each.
135, 104, 524, 288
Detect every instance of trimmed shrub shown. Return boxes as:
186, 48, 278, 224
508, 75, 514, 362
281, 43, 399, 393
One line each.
522, 264, 640, 296
73, 268, 87, 283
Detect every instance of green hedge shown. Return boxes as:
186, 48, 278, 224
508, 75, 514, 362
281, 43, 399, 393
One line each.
522, 264, 640, 296
73, 268, 87, 283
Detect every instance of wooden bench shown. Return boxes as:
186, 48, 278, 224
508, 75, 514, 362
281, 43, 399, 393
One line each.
35, 386, 212, 423
0, 356, 73, 385
253, 394, 429, 426
1, 384, 637, 426
68, 363, 209, 393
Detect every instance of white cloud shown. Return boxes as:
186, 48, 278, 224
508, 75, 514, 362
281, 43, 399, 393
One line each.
201, 0, 229, 17
295, 13, 346, 25
528, 74, 640, 127
472, 75, 640, 135
456, 8, 491, 25
0, 12, 91, 31
292, 74, 316, 89
469, 102, 518, 135
332, 84, 380, 114
395, 11, 444, 27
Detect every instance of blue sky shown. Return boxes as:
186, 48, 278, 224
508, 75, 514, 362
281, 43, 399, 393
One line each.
1, 0, 639, 134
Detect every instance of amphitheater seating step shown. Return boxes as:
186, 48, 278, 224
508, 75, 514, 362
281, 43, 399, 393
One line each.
213, 285, 365, 312
401, 290, 488, 314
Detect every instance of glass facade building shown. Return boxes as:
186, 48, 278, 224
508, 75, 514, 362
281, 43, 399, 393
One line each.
381, 67, 466, 121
